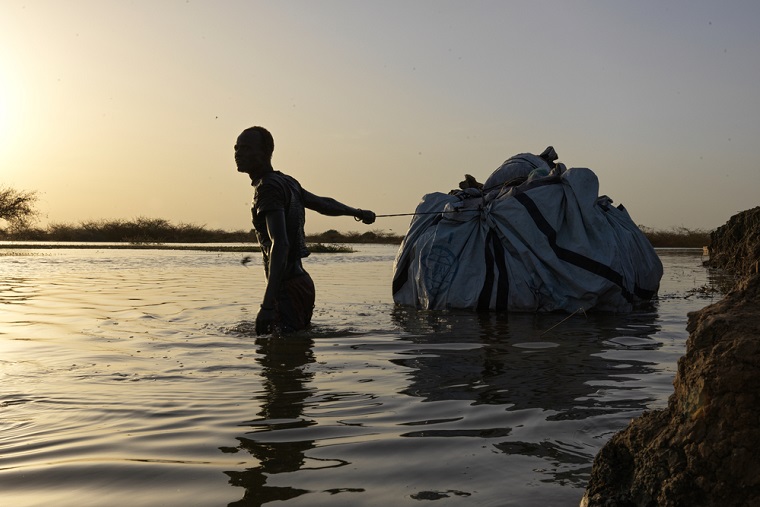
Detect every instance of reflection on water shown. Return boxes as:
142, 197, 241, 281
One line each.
0, 246, 723, 506
391, 309, 661, 412
387, 309, 664, 492
227, 337, 318, 505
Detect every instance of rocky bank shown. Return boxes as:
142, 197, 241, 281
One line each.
581, 207, 760, 507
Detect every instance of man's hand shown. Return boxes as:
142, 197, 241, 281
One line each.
255, 306, 276, 335
357, 209, 376, 225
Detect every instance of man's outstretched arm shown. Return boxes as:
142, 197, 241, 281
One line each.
302, 189, 376, 224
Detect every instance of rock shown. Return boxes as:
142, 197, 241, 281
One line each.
706, 205, 760, 279
581, 208, 760, 507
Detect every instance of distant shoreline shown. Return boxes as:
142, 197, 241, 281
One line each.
0, 219, 404, 246
0, 242, 705, 253
0, 218, 710, 248
0, 243, 257, 252
0, 243, 356, 253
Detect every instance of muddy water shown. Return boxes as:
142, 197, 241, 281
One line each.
0, 245, 720, 506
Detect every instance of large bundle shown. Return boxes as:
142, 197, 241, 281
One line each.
392, 148, 663, 313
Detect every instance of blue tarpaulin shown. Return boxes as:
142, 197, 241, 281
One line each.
392, 150, 663, 313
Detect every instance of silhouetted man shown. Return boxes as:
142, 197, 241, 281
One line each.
234, 126, 376, 335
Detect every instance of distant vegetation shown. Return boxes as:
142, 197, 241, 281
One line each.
0, 217, 711, 248
1, 218, 251, 243
0, 218, 403, 245
638, 226, 712, 249
306, 229, 404, 244
0, 184, 719, 249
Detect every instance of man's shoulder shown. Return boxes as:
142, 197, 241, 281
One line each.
256, 171, 300, 189
266, 172, 305, 199
274, 171, 302, 189
253, 171, 303, 210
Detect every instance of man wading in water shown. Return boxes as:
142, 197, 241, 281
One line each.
235, 126, 376, 335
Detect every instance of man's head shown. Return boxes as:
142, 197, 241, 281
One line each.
235, 126, 275, 177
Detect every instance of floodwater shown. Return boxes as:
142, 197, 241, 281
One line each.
0, 245, 723, 506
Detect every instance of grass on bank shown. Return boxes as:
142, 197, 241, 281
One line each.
0, 217, 710, 249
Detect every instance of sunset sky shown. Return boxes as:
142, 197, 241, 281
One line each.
1, 0, 758, 235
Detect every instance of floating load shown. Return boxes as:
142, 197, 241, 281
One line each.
392, 147, 663, 313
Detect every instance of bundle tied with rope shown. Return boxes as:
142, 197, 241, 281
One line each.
388, 144, 664, 313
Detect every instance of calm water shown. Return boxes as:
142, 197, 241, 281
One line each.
0, 245, 722, 506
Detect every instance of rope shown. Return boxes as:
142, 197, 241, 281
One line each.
355, 208, 482, 221
377, 210, 475, 218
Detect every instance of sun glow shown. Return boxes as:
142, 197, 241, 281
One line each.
0, 68, 16, 156
0, 81, 8, 146
0, 63, 24, 167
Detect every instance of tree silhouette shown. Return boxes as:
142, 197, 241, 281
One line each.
0, 186, 39, 231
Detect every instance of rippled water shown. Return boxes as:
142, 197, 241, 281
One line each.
0, 245, 722, 506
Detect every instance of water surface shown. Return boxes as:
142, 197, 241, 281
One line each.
0, 245, 722, 506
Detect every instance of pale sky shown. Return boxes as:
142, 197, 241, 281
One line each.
1, 0, 758, 235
